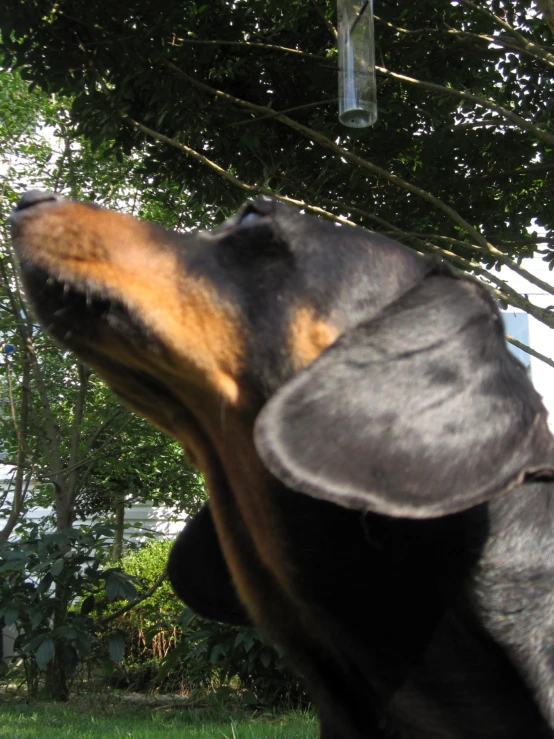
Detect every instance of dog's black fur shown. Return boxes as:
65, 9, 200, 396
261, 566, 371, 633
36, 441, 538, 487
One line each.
11, 191, 554, 738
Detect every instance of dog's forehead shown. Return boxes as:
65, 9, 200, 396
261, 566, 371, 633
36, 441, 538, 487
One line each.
10, 193, 430, 407
210, 200, 428, 311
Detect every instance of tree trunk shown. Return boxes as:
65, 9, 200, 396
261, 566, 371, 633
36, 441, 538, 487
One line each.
42, 571, 72, 700
43, 363, 89, 701
111, 495, 126, 562
0, 353, 32, 542
43, 492, 74, 701
43, 617, 70, 701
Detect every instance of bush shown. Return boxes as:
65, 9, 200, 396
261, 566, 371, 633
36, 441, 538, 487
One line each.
110, 538, 306, 707
0, 521, 138, 697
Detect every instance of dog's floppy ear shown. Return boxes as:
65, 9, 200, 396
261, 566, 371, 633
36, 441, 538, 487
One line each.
255, 268, 554, 518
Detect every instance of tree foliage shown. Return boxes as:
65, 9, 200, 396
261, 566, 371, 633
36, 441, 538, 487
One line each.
0, 65, 205, 530
0, 65, 205, 700
1, 0, 553, 339
0, 521, 139, 696
106, 539, 304, 706
1, 0, 554, 702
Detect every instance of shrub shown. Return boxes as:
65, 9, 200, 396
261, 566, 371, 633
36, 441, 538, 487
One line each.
0, 521, 138, 697
110, 537, 306, 707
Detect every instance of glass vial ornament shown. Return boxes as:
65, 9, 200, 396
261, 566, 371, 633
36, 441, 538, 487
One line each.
337, 0, 377, 128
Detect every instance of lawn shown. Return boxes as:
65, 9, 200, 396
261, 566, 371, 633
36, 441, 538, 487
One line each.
0, 695, 319, 738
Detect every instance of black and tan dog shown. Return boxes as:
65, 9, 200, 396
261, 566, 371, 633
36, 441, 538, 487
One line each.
11, 190, 554, 738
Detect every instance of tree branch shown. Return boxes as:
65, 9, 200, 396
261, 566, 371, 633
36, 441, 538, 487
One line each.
405, 233, 554, 299
375, 65, 554, 147
170, 36, 326, 60
126, 118, 355, 225
161, 38, 553, 145
125, 108, 554, 331
71, 418, 132, 487
314, 198, 554, 340
505, 334, 554, 369
309, 0, 338, 39
459, 0, 554, 63
96, 570, 167, 627
226, 98, 336, 127
374, 14, 554, 67
66, 362, 90, 509
0, 358, 33, 543
161, 62, 554, 302
83, 409, 126, 456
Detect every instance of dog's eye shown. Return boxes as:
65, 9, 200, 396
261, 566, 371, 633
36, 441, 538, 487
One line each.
236, 200, 275, 227
240, 211, 264, 226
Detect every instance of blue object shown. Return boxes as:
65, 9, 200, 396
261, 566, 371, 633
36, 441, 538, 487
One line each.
2, 344, 15, 355
502, 312, 530, 367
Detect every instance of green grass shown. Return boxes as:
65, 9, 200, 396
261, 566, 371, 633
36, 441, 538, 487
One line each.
0, 696, 319, 738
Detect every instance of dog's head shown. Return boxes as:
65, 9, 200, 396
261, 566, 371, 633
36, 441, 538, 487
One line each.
11, 191, 554, 520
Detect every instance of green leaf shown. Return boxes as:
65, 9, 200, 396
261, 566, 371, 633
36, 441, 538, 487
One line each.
260, 649, 272, 669
80, 595, 95, 615
74, 631, 91, 658
31, 610, 44, 630
105, 575, 120, 601
210, 643, 227, 664
2, 550, 28, 563
105, 572, 137, 601
108, 632, 125, 663
23, 634, 47, 653
178, 608, 196, 630
0, 563, 16, 572
50, 558, 65, 577
3, 605, 19, 626
37, 574, 53, 596
35, 637, 55, 669
53, 625, 78, 640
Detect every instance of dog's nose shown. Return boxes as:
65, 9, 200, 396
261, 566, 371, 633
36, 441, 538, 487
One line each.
14, 190, 61, 212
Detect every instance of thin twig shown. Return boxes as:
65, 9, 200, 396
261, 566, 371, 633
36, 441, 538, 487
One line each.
97, 570, 167, 626
309, 0, 338, 39
226, 98, 336, 127
161, 38, 554, 141
127, 118, 355, 225
161, 61, 554, 302
375, 65, 554, 148
170, 36, 325, 60
356, 209, 554, 329
459, 0, 554, 65
374, 15, 554, 67
506, 334, 554, 368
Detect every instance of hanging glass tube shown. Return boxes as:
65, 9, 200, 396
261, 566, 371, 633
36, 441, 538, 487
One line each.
337, 0, 377, 128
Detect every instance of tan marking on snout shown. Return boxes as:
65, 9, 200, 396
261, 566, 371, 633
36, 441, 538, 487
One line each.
15, 201, 327, 641
14, 202, 243, 405
289, 305, 339, 371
